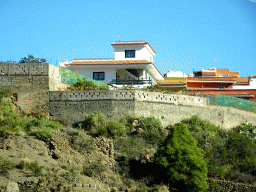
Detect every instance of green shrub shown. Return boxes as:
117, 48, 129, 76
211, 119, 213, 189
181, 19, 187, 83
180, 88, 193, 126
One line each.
0, 88, 12, 101
71, 130, 82, 136
0, 127, 8, 137
224, 131, 256, 173
18, 159, 43, 174
80, 112, 106, 131
69, 77, 109, 90
81, 161, 106, 177
232, 123, 256, 142
0, 156, 16, 173
72, 78, 97, 89
138, 116, 162, 132
114, 136, 153, 161
181, 115, 220, 133
95, 126, 108, 137
29, 128, 53, 141
71, 133, 96, 153
139, 128, 166, 146
153, 123, 208, 192
106, 121, 126, 138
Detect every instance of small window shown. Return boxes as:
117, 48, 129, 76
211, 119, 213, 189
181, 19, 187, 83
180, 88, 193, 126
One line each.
219, 86, 226, 89
219, 74, 227, 77
125, 50, 135, 58
93, 72, 105, 80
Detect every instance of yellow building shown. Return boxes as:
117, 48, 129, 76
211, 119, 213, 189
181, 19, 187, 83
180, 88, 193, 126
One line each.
157, 77, 187, 92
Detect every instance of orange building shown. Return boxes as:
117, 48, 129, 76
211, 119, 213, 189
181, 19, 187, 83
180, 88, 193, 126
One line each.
187, 67, 256, 101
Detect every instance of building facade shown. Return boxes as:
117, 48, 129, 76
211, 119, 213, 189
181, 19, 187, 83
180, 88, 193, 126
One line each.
59, 41, 164, 89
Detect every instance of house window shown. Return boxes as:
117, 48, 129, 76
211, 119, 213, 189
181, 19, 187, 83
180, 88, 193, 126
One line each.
218, 86, 226, 89
219, 74, 227, 77
93, 72, 105, 80
125, 50, 135, 58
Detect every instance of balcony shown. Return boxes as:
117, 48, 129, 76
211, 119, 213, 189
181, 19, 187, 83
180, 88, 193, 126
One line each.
110, 79, 152, 85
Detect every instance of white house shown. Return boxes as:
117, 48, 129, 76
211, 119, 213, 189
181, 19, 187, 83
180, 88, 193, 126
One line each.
233, 74, 256, 89
164, 71, 187, 78
59, 40, 164, 89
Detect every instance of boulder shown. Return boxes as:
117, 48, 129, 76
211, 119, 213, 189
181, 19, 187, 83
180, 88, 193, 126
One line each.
6, 182, 19, 192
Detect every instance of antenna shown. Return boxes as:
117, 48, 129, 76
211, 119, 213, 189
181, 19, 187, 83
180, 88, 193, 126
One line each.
193, 56, 197, 71
117, 35, 121, 41
214, 58, 218, 68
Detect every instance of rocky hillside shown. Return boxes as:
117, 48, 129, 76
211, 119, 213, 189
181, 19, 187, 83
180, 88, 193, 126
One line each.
1, 91, 256, 192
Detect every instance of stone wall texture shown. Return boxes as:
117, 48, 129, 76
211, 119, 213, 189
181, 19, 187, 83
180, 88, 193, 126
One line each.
49, 90, 256, 129
0, 63, 68, 114
206, 178, 256, 192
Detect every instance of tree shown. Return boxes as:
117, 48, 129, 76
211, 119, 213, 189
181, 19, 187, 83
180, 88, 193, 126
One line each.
153, 123, 208, 192
19, 54, 47, 63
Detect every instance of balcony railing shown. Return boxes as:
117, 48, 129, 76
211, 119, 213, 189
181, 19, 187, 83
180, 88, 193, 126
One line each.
110, 79, 152, 85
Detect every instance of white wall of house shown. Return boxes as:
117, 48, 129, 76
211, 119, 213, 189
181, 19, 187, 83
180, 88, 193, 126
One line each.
113, 44, 154, 62
164, 71, 187, 77
117, 69, 137, 80
74, 68, 116, 84
233, 77, 256, 89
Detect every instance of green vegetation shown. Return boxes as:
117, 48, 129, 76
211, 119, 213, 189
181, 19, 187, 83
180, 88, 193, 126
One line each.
78, 112, 126, 138
0, 88, 12, 101
142, 84, 168, 93
78, 112, 106, 131
181, 115, 256, 186
0, 156, 16, 174
153, 123, 208, 192
138, 116, 162, 132
81, 161, 107, 177
2, 85, 256, 191
19, 54, 46, 63
0, 88, 63, 139
17, 159, 43, 174
71, 130, 96, 153
68, 77, 109, 90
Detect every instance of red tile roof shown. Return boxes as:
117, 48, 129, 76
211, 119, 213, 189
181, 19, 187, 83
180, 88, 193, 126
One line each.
111, 41, 156, 54
202, 72, 216, 76
68, 60, 150, 65
187, 77, 235, 81
158, 81, 186, 85
233, 77, 249, 83
66, 60, 164, 78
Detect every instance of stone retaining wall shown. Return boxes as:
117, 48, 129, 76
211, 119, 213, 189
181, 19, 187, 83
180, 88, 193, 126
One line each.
0, 63, 68, 114
206, 178, 256, 192
49, 90, 256, 129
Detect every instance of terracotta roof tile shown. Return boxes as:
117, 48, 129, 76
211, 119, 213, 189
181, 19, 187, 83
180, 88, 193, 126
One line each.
158, 81, 186, 85
233, 77, 249, 83
66, 60, 164, 79
68, 60, 150, 65
187, 77, 235, 81
202, 72, 216, 76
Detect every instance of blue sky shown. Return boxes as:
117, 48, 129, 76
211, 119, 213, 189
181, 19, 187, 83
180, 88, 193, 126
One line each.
1, 0, 256, 77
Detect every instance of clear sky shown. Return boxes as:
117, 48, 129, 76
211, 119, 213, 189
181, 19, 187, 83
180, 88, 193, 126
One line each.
1, 0, 256, 77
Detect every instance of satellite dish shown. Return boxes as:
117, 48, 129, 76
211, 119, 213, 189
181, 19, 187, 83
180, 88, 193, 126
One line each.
117, 35, 122, 41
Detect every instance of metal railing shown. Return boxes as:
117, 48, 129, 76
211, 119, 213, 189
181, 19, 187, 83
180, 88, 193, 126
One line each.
110, 79, 152, 85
